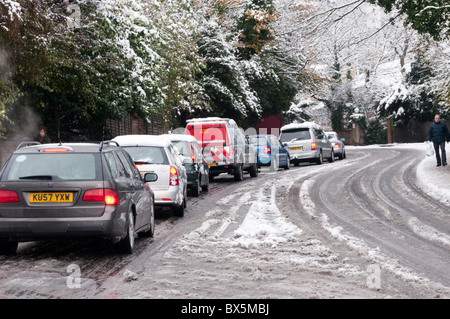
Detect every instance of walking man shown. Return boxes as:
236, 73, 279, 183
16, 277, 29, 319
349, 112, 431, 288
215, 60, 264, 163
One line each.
427, 114, 450, 167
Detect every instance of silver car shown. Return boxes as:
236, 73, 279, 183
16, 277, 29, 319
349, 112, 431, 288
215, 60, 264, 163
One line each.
113, 135, 188, 217
280, 122, 334, 166
326, 131, 346, 160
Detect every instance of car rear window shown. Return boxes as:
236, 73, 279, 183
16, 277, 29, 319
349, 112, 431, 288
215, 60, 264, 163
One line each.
186, 123, 230, 147
122, 146, 169, 165
248, 136, 268, 147
3, 153, 99, 181
280, 129, 311, 142
171, 141, 193, 158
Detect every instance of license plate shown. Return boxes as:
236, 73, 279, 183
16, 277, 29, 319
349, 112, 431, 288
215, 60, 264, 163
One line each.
30, 193, 73, 203
208, 162, 217, 167
291, 146, 302, 151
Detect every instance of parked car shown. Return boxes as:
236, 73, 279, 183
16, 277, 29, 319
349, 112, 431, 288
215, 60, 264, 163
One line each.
280, 122, 334, 166
326, 131, 346, 160
248, 134, 290, 171
185, 117, 258, 182
163, 134, 210, 197
112, 135, 188, 217
0, 141, 156, 255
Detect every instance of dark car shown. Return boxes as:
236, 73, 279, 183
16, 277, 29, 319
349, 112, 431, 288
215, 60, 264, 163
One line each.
248, 134, 290, 171
164, 134, 210, 197
0, 141, 156, 255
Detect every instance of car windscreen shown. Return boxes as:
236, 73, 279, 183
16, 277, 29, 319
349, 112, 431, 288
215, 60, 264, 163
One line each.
280, 128, 311, 142
3, 153, 99, 181
123, 146, 169, 165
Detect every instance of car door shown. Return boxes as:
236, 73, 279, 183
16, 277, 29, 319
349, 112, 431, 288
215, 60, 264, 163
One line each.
272, 136, 287, 165
115, 150, 147, 229
316, 129, 331, 158
192, 141, 209, 186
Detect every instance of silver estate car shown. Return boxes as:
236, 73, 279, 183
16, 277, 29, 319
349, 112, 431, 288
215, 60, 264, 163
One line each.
326, 131, 346, 160
0, 142, 156, 255
113, 135, 188, 217
280, 122, 334, 166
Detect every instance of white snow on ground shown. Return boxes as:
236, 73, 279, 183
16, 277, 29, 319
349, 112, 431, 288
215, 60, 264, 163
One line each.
348, 143, 450, 205
109, 143, 449, 299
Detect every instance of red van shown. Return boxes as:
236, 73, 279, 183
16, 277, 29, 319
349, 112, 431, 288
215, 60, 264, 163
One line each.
185, 117, 258, 182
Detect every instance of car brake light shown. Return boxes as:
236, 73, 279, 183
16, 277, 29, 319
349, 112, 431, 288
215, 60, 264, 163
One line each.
334, 143, 340, 148
135, 164, 143, 169
83, 189, 119, 205
170, 166, 179, 186
0, 190, 19, 203
264, 147, 271, 154
311, 142, 317, 151
42, 148, 69, 153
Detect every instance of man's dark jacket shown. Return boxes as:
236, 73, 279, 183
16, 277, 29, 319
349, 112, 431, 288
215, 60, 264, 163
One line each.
427, 121, 450, 144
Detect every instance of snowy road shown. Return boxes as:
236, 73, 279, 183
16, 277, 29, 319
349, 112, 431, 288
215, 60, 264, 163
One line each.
0, 145, 449, 299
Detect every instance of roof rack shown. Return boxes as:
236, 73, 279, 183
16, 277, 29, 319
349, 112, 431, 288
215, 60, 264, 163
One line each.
100, 140, 120, 151
16, 141, 41, 150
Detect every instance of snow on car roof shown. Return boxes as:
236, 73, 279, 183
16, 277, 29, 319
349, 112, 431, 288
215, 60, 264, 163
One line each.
162, 134, 198, 143
186, 117, 237, 125
112, 135, 172, 147
281, 122, 320, 131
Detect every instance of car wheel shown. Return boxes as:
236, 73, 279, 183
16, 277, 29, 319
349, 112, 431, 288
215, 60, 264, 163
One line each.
191, 176, 200, 197
284, 157, 290, 170
174, 197, 185, 217
269, 157, 278, 172
234, 164, 244, 181
201, 174, 209, 192
329, 150, 335, 163
140, 204, 155, 238
116, 210, 135, 254
249, 163, 258, 177
0, 241, 18, 255
316, 151, 323, 165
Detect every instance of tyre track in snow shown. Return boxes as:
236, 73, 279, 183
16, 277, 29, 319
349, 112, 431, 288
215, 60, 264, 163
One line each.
308, 147, 450, 291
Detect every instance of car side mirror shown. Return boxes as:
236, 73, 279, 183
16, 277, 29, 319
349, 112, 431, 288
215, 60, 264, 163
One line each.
182, 156, 194, 165
144, 173, 158, 183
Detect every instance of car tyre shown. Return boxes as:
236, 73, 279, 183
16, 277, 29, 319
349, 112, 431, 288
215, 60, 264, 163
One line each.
249, 163, 258, 177
191, 176, 200, 197
174, 197, 185, 217
116, 210, 135, 254
234, 164, 244, 181
0, 241, 18, 255
329, 150, 335, 163
284, 157, 290, 170
269, 157, 279, 172
201, 175, 209, 192
316, 151, 323, 165
140, 204, 155, 238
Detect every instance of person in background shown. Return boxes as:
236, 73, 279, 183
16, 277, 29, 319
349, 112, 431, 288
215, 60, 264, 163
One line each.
35, 125, 51, 144
427, 114, 450, 167
407, 114, 419, 142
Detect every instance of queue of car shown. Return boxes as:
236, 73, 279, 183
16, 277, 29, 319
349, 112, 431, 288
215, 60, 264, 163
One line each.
0, 118, 345, 255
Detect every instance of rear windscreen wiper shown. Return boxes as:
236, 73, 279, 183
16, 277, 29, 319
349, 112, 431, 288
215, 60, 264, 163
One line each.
19, 175, 53, 180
